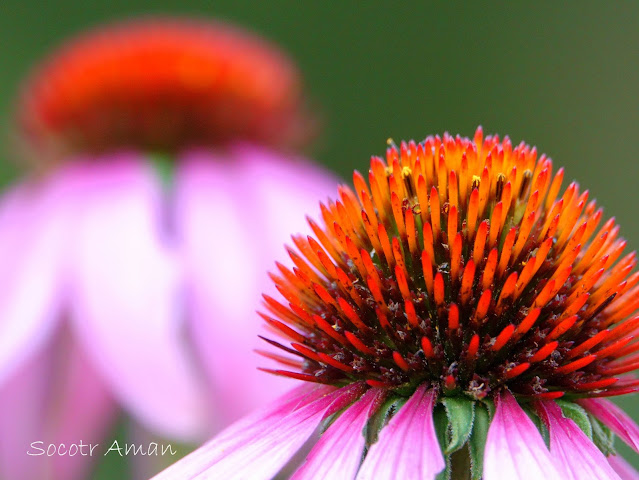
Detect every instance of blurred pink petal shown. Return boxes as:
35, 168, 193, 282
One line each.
580, 398, 639, 453
484, 390, 560, 479
0, 343, 52, 480
175, 152, 269, 425
0, 328, 116, 480
608, 455, 639, 480
292, 388, 385, 480
175, 145, 338, 424
0, 145, 336, 455
66, 157, 207, 440
0, 183, 68, 385
536, 400, 620, 479
234, 143, 338, 266
356, 385, 444, 480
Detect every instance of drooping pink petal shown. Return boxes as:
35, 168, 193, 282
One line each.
234, 143, 339, 269
48, 335, 119, 480
0, 182, 69, 385
202, 382, 335, 459
65, 157, 207, 441
607, 455, 639, 480
0, 340, 52, 480
175, 152, 276, 426
356, 385, 444, 480
175, 146, 338, 426
151, 383, 325, 480
536, 400, 620, 480
152, 383, 365, 480
484, 390, 561, 480
292, 388, 385, 480
579, 398, 639, 454
0, 326, 117, 480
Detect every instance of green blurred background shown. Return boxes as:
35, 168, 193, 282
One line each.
2, 0, 639, 475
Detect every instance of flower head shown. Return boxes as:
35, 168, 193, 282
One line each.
0, 18, 335, 480
17, 18, 309, 164
263, 127, 638, 400
155, 128, 639, 479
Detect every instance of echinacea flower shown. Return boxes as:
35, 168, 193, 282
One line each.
154, 128, 639, 480
0, 19, 336, 480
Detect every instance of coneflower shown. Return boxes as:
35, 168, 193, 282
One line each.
154, 128, 639, 479
17, 19, 310, 163
0, 18, 336, 480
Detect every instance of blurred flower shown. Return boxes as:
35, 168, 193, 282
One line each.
154, 129, 639, 479
0, 18, 337, 479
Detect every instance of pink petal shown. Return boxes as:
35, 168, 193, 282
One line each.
65, 158, 207, 441
47, 337, 119, 480
0, 182, 68, 385
579, 398, 639, 454
484, 390, 561, 479
608, 455, 639, 480
0, 326, 117, 480
204, 382, 334, 457
175, 146, 338, 426
152, 383, 323, 479
292, 388, 385, 480
175, 153, 273, 425
537, 400, 620, 480
0, 343, 52, 480
233, 143, 339, 267
356, 385, 444, 480
152, 383, 365, 480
